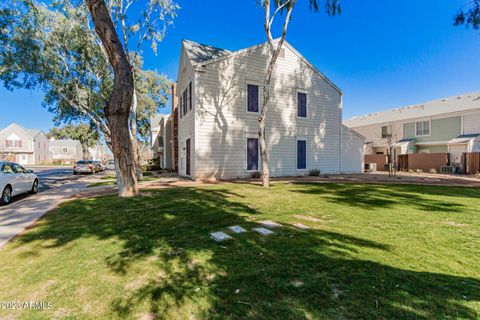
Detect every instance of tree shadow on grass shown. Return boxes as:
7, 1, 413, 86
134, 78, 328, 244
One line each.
289, 183, 470, 213
13, 186, 480, 319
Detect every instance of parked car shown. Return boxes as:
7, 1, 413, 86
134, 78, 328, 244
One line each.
0, 161, 39, 205
106, 159, 115, 170
92, 161, 106, 172
73, 160, 99, 175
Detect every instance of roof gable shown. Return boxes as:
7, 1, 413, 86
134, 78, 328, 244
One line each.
182, 39, 342, 95
0, 123, 40, 139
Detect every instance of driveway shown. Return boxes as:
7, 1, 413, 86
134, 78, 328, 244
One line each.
0, 167, 107, 249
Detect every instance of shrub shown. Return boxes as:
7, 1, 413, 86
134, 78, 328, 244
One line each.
251, 171, 261, 179
475, 171, 480, 179
309, 168, 321, 176
429, 168, 437, 174
416, 169, 423, 174
408, 169, 415, 174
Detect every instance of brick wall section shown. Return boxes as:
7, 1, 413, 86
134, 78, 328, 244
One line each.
365, 154, 388, 171
406, 153, 450, 172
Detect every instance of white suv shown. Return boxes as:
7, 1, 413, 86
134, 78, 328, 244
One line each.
0, 162, 39, 205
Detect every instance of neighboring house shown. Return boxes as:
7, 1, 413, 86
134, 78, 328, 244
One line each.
344, 93, 480, 165
88, 144, 110, 162
49, 139, 82, 164
150, 113, 174, 170
156, 39, 363, 180
0, 123, 50, 165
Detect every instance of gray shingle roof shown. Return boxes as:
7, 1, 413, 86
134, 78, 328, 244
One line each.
183, 39, 231, 65
344, 92, 480, 128
50, 139, 80, 147
25, 129, 42, 137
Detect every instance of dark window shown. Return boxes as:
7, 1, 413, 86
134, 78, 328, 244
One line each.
183, 89, 188, 116
189, 82, 192, 110
297, 92, 307, 118
247, 84, 259, 112
381, 125, 392, 139
179, 93, 183, 118
297, 140, 306, 169
247, 138, 259, 171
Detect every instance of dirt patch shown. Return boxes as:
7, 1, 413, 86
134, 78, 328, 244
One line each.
442, 221, 467, 227
293, 215, 321, 222
138, 312, 157, 320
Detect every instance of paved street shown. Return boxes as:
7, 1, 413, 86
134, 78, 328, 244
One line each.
27, 166, 79, 191
0, 166, 108, 249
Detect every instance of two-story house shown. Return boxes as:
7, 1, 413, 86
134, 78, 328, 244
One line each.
0, 123, 50, 165
156, 39, 364, 180
49, 139, 83, 164
344, 93, 480, 165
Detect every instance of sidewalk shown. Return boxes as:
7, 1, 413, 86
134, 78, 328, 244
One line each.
0, 175, 106, 249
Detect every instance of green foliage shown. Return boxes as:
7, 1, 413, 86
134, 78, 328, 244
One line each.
261, 0, 341, 16
47, 123, 100, 156
0, 0, 173, 143
454, 0, 480, 30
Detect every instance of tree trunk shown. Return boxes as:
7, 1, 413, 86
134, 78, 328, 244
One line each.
86, 0, 138, 197
130, 85, 143, 180
259, 80, 271, 187
259, 2, 294, 187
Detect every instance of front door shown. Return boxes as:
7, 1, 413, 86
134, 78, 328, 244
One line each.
186, 138, 191, 176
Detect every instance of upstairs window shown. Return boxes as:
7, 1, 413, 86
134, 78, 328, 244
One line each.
297, 92, 307, 118
247, 84, 259, 113
381, 125, 392, 139
5, 140, 22, 148
63, 147, 68, 153
183, 89, 188, 116
189, 82, 192, 110
179, 92, 183, 118
416, 121, 430, 136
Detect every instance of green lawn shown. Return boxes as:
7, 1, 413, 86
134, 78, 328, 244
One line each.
0, 183, 479, 319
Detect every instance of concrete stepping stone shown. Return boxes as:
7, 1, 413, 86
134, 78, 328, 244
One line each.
227, 226, 247, 233
252, 227, 274, 235
210, 231, 232, 242
293, 223, 310, 230
259, 220, 282, 228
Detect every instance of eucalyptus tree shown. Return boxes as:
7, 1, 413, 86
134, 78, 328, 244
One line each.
454, 1, 480, 29
0, 0, 174, 196
104, 0, 178, 180
257, 0, 341, 187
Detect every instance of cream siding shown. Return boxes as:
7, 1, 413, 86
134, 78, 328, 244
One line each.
191, 43, 342, 179
341, 126, 364, 173
177, 48, 196, 177
463, 111, 480, 134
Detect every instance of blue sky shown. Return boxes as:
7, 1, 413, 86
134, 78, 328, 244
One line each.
1, 0, 480, 132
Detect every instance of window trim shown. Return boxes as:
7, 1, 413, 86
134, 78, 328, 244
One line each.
296, 90, 308, 119
246, 83, 260, 114
296, 138, 308, 171
415, 120, 431, 137
245, 135, 260, 172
